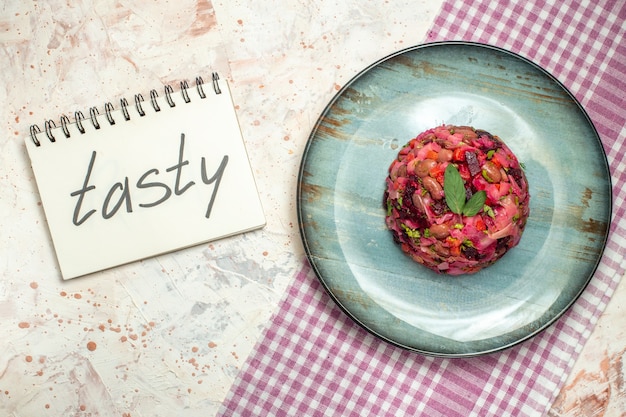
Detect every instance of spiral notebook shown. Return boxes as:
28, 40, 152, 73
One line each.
25, 74, 265, 280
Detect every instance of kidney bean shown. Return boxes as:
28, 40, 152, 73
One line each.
416, 159, 437, 177
412, 191, 426, 213
481, 161, 501, 183
437, 148, 453, 162
452, 126, 478, 140
430, 223, 450, 239
423, 176, 443, 200
396, 164, 407, 179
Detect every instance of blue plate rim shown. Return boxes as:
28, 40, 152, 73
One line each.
296, 40, 613, 357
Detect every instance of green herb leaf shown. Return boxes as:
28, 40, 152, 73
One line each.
443, 164, 466, 214
463, 190, 486, 217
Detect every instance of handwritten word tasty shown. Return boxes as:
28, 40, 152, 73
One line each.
70, 134, 228, 226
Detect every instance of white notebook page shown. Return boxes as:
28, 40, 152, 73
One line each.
25, 77, 265, 279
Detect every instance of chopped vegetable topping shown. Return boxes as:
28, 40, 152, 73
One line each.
383, 125, 530, 275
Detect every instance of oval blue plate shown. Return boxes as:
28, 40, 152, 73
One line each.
297, 41, 611, 357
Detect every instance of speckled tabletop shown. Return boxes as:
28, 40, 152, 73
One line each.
1, 1, 625, 416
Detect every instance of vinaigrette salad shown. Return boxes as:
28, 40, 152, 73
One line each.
384, 125, 530, 275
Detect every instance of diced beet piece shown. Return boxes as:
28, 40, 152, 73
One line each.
465, 151, 481, 176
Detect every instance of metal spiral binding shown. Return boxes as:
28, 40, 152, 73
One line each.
30, 125, 42, 146
180, 80, 191, 103
120, 98, 130, 121
60, 115, 71, 137
164, 85, 176, 107
196, 76, 206, 99
104, 103, 115, 125
29, 73, 222, 146
135, 94, 146, 117
75, 111, 86, 134
89, 107, 100, 130
149, 90, 161, 112
44, 120, 56, 142
212, 72, 222, 95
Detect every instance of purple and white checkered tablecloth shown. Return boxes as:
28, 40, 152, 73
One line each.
218, 1, 626, 416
